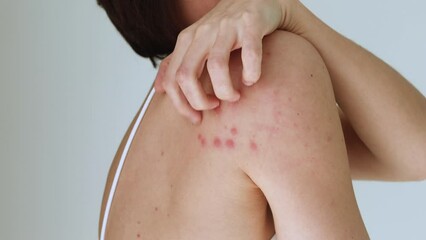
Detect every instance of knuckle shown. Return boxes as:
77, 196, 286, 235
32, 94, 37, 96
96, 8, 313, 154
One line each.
195, 23, 214, 36
241, 11, 256, 26
177, 30, 193, 45
218, 18, 231, 29
176, 67, 190, 84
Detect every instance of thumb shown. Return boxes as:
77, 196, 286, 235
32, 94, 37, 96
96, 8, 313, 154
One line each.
154, 55, 172, 93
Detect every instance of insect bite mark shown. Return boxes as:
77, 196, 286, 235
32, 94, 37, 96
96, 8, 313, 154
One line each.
197, 134, 207, 147
225, 139, 235, 149
250, 140, 258, 151
231, 127, 238, 136
213, 137, 222, 148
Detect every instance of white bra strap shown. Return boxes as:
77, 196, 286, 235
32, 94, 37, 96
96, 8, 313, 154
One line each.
100, 88, 156, 240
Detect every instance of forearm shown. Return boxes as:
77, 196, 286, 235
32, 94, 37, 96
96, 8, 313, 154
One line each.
287, 2, 426, 180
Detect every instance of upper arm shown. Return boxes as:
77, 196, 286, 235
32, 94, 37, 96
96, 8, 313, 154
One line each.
338, 107, 388, 180
223, 31, 368, 239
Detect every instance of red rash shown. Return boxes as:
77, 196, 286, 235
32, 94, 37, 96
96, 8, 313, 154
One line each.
230, 127, 238, 135
198, 134, 207, 147
250, 141, 258, 151
214, 137, 222, 148
225, 139, 235, 149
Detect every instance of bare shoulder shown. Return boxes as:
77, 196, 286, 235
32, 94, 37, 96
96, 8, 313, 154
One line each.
201, 30, 336, 168
211, 31, 368, 239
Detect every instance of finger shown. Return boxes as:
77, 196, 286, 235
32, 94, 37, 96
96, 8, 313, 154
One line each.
241, 31, 263, 86
164, 29, 194, 89
163, 80, 202, 124
154, 55, 172, 93
177, 29, 220, 111
207, 27, 240, 102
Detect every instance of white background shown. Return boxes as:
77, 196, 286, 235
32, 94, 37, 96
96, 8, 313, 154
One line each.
0, 0, 425, 239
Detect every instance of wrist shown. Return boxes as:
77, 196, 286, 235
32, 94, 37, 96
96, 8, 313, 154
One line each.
278, 0, 324, 37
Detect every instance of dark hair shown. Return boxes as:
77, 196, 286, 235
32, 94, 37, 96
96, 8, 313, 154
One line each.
97, 0, 184, 67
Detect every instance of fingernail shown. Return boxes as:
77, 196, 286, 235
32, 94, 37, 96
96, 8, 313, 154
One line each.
230, 93, 241, 102
243, 80, 254, 86
211, 101, 220, 109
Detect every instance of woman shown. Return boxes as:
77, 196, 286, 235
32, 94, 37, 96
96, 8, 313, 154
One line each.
97, 0, 426, 239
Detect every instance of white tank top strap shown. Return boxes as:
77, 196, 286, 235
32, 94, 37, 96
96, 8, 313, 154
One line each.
100, 87, 156, 240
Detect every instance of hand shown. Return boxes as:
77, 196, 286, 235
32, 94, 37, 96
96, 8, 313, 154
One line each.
155, 0, 300, 124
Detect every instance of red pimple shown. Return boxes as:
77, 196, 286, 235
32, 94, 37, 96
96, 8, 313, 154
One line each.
230, 127, 238, 136
225, 139, 235, 149
213, 137, 222, 148
250, 140, 258, 151
198, 134, 207, 147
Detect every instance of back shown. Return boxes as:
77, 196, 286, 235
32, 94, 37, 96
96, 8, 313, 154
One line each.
99, 58, 275, 239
